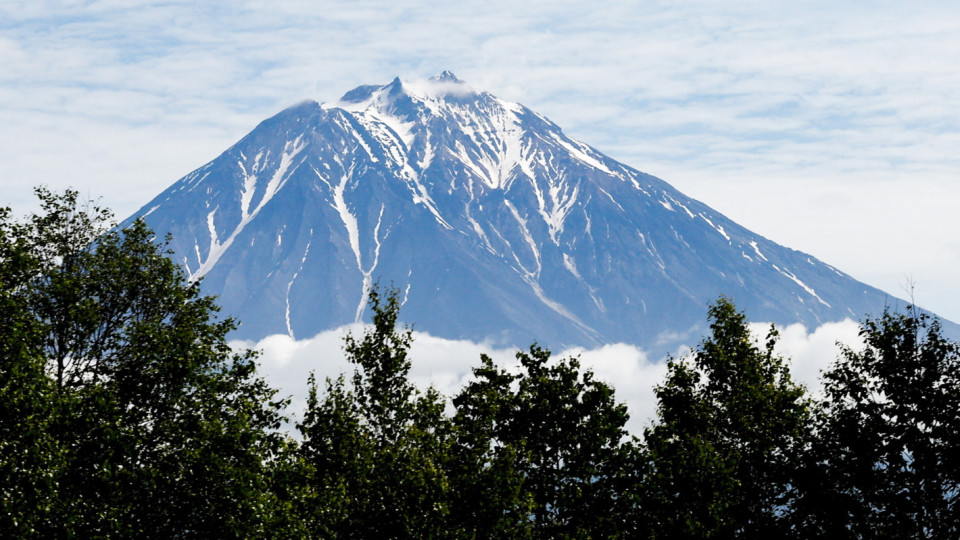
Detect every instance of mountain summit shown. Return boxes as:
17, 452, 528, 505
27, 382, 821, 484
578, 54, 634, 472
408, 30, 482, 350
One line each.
128, 73, 907, 353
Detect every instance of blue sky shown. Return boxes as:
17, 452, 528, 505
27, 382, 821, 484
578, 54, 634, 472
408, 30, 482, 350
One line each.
3, 0, 960, 324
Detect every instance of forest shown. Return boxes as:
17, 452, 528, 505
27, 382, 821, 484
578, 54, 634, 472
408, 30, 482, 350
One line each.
3, 189, 959, 538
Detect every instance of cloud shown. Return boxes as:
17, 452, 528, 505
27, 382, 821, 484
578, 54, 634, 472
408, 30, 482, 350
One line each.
238, 317, 866, 436
558, 343, 671, 433
402, 78, 478, 100
749, 319, 864, 398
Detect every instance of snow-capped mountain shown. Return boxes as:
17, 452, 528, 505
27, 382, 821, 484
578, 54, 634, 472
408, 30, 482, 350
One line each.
127, 71, 913, 353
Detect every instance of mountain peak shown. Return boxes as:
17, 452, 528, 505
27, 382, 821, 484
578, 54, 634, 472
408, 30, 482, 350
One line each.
333, 73, 477, 110
405, 72, 476, 102
431, 70, 463, 83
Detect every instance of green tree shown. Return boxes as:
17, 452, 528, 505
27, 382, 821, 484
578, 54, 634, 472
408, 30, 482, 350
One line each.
797, 308, 960, 538
640, 297, 812, 538
0, 205, 62, 536
296, 285, 451, 538
449, 344, 635, 538
0, 188, 291, 537
447, 354, 532, 538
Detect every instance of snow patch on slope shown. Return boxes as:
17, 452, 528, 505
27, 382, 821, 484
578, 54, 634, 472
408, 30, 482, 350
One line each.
313, 164, 387, 322
775, 266, 832, 308
190, 138, 306, 281
286, 230, 314, 339
550, 133, 616, 175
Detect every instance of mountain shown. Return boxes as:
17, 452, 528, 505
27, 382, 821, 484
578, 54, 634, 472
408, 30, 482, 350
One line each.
125, 71, 918, 355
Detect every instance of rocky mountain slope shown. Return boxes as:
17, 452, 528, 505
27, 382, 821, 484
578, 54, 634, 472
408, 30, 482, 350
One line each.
127, 72, 911, 353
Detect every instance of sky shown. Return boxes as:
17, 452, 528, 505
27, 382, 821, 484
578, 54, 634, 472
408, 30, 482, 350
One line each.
3, 1, 959, 426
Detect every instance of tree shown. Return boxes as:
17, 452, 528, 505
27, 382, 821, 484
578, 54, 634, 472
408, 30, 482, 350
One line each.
0, 188, 291, 537
640, 297, 812, 538
296, 285, 451, 538
449, 344, 635, 538
0, 205, 62, 536
798, 308, 960, 538
447, 354, 532, 538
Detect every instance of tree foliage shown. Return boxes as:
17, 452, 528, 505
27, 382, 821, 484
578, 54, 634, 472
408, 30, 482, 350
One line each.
296, 286, 451, 538
797, 308, 960, 538
0, 188, 290, 537
447, 353, 532, 538
7, 188, 960, 537
297, 288, 636, 538
640, 297, 812, 538
449, 345, 635, 538
0, 204, 61, 536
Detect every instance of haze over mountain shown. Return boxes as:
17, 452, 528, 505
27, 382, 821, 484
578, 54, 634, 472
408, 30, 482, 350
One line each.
126, 72, 923, 355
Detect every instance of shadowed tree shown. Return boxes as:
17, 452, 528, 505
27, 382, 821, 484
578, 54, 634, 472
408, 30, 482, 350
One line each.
641, 297, 812, 538
796, 308, 960, 538
297, 286, 451, 538
449, 345, 635, 538
0, 188, 291, 537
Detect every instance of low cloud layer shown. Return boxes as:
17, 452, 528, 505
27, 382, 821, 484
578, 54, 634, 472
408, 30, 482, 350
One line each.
235, 317, 865, 436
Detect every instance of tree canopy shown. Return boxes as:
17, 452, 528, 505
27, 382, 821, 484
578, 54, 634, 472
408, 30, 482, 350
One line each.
448, 344, 635, 538
295, 286, 450, 537
0, 188, 290, 537
4, 188, 960, 538
640, 297, 812, 537
796, 308, 960, 538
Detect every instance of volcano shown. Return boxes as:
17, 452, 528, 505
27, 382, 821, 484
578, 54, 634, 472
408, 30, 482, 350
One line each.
126, 72, 912, 354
